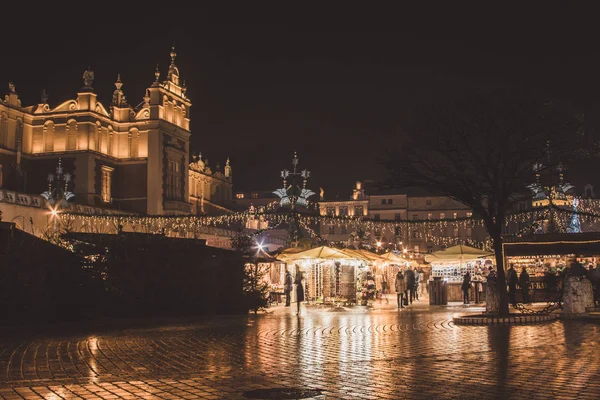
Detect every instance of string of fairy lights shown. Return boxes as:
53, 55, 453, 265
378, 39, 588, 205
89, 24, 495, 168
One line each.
55, 199, 600, 251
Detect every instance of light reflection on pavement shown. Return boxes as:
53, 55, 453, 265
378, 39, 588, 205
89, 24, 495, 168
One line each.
0, 299, 598, 399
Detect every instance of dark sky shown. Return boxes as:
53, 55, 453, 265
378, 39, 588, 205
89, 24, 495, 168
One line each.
2, 4, 599, 198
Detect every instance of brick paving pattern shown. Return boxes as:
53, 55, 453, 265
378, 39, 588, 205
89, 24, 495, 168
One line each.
0, 299, 599, 399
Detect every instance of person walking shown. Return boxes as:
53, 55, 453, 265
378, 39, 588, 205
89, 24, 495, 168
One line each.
294, 271, 304, 315
395, 270, 406, 308
519, 267, 530, 304
507, 264, 518, 306
461, 271, 471, 304
284, 269, 293, 307
405, 267, 416, 304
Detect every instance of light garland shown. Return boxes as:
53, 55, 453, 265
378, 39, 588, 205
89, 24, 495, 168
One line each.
55, 201, 600, 252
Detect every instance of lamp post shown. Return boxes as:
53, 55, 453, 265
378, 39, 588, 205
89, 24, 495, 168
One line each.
273, 152, 316, 246
41, 158, 74, 234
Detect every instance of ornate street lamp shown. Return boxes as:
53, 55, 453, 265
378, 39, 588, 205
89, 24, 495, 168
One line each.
273, 152, 316, 245
41, 158, 74, 231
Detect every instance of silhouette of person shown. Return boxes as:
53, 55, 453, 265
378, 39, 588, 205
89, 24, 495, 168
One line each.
295, 271, 304, 315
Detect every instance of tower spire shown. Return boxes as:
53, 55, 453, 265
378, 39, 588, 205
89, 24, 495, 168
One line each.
143, 89, 150, 107
112, 73, 127, 106
154, 63, 160, 82
167, 45, 180, 83
170, 44, 177, 66
168, 45, 177, 75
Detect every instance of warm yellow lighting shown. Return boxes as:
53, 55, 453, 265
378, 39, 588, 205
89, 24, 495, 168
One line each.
51, 209, 58, 216
403, 248, 408, 253
376, 241, 382, 247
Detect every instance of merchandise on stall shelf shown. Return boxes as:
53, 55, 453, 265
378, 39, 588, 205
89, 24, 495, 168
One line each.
425, 244, 494, 282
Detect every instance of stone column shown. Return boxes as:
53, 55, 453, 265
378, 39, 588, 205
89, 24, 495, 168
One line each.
485, 278, 499, 314
562, 276, 594, 315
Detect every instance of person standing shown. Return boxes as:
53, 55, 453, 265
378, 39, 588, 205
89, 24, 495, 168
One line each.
519, 267, 530, 304
414, 270, 420, 301
395, 270, 406, 308
284, 269, 293, 307
405, 267, 416, 304
294, 271, 304, 315
592, 266, 600, 307
507, 264, 518, 306
461, 271, 471, 304
418, 268, 426, 297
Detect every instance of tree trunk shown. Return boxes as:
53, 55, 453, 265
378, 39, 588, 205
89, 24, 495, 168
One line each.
492, 234, 510, 317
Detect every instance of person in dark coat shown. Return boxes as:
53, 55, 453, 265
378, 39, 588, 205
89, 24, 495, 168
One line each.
519, 267, 530, 304
405, 267, 416, 304
294, 271, 304, 315
395, 270, 407, 308
284, 269, 293, 307
461, 271, 471, 304
506, 264, 518, 306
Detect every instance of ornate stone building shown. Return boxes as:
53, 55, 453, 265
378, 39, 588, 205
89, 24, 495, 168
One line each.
0, 48, 232, 216
189, 153, 232, 215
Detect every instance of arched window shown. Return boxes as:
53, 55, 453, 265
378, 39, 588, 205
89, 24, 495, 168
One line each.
0, 113, 8, 147
66, 120, 77, 150
129, 129, 139, 158
95, 122, 101, 151
107, 126, 114, 156
15, 118, 23, 151
44, 121, 54, 152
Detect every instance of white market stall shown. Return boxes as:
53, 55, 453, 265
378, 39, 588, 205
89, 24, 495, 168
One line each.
425, 244, 494, 302
279, 246, 370, 305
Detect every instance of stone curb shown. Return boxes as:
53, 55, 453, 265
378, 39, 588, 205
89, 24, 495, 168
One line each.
453, 313, 560, 325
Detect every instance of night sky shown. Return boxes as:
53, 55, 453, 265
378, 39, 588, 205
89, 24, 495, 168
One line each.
2, 4, 598, 198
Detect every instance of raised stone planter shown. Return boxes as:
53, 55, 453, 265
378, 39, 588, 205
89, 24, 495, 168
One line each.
453, 313, 559, 325
562, 276, 594, 315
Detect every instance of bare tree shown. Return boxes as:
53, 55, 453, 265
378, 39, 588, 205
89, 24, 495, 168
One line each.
383, 91, 587, 316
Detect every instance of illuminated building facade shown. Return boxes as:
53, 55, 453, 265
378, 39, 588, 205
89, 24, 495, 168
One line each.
0, 49, 232, 216
318, 182, 487, 256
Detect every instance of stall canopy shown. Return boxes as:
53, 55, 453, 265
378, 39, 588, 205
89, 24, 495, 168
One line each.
279, 245, 353, 261
425, 244, 493, 263
340, 248, 379, 263
379, 251, 411, 264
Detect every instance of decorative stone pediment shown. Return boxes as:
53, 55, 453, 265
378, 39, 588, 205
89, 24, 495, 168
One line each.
52, 99, 79, 112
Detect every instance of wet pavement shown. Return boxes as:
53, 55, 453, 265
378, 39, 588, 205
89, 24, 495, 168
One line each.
0, 296, 599, 399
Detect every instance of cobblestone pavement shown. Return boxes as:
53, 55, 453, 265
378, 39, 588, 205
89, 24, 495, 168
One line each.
1, 297, 599, 399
